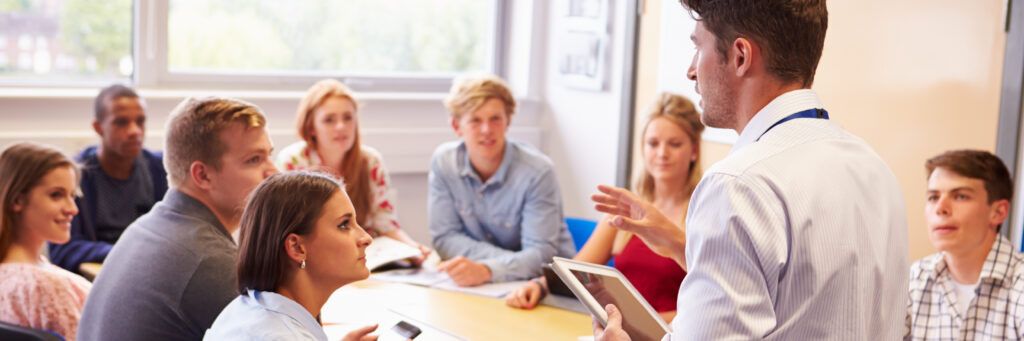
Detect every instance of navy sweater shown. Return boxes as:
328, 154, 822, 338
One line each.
49, 146, 168, 273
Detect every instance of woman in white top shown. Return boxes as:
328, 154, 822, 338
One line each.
276, 79, 430, 262
205, 171, 375, 341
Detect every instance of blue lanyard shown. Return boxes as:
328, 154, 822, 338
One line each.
757, 108, 829, 141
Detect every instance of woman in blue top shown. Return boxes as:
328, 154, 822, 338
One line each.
205, 171, 375, 341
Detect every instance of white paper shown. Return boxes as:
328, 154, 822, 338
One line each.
431, 279, 529, 298
365, 236, 423, 271
371, 269, 528, 298
371, 268, 450, 287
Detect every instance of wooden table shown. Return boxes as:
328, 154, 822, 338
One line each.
79, 262, 102, 281
321, 280, 593, 340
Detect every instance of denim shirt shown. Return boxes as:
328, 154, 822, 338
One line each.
428, 139, 576, 282
204, 290, 325, 341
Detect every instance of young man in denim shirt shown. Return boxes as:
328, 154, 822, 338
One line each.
428, 74, 575, 287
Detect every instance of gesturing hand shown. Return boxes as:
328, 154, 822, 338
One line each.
592, 184, 687, 269
437, 256, 492, 287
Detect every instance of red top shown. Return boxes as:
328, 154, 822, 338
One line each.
614, 236, 687, 312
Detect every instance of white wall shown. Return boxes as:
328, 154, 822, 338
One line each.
541, 0, 630, 220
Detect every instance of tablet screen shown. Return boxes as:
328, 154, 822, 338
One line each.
570, 269, 666, 341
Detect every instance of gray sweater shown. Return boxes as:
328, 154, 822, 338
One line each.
77, 189, 237, 341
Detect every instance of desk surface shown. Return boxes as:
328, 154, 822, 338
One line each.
79, 262, 102, 281
74, 263, 591, 339
322, 280, 593, 340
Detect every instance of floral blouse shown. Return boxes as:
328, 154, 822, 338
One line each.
275, 141, 401, 235
0, 262, 91, 341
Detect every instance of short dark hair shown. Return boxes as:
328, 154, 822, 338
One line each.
679, 0, 828, 87
926, 150, 1013, 204
236, 171, 343, 295
94, 84, 140, 121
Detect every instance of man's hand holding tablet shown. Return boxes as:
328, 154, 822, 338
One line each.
594, 304, 633, 341
551, 257, 669, 341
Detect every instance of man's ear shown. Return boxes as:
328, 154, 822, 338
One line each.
190, 161, 214, 191
92, 120, 103, 137
283, 233, 307, 265
990, 199, 1011, 229
732, 37, 757, 78
450, 116, 462, 137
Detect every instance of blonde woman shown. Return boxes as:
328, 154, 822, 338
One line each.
505, 93, 704, 322
276, 79, 429, 261
0, 143, 90, 340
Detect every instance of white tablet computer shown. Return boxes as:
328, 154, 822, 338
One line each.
551, 257, 670, 341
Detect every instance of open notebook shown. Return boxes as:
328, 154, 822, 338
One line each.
371, 265, 528, 299
365, 236, 423, 271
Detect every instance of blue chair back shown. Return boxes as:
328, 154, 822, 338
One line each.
565, 217, 615, 266
565, 217, 598, 252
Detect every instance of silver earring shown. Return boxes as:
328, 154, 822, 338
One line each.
300, 259, 306, 269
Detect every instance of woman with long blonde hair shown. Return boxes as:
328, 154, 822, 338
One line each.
276, 79, 430, 261
505, 93, 704, 322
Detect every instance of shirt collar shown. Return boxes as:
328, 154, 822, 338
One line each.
457, 139, 516, 186
978, 234, 1016, 285
732, 89, 825, 152
247, 290, 326, 340
163, 189, 233, 242
926, 234, 1017, 285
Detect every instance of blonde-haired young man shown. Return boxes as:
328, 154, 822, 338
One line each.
78, 97, 277, 341
429, 74, 575, 287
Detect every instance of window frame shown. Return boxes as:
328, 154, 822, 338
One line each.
4, 0, 509, 92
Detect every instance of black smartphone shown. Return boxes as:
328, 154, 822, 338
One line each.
389, 320, 422, 340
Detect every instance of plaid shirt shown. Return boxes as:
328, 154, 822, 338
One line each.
905, 234, 1024, 340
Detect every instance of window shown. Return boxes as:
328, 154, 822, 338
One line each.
146, 0, 502, 91
0, 0, 133, 86
168, 0, 494, 75
2, 0, 503, 91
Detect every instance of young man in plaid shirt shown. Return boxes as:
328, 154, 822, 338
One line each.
906, 150, 1019, 340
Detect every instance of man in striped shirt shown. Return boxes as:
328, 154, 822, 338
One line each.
905, 150, 1020, 340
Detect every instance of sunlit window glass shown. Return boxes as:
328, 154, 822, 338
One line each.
0, 0, 133, 84
167, 0, 495, 76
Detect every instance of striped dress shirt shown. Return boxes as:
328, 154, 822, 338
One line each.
905, 234, 1024, 340
667, 90, 910, 339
